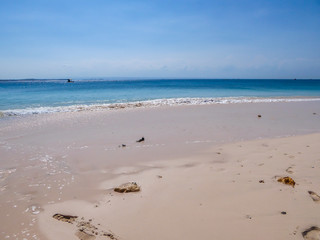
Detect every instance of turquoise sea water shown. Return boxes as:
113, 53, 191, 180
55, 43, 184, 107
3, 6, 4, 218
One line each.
1, 79, 320, 115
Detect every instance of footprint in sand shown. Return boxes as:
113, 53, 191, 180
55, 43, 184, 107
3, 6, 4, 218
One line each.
302, 226, 320, 240
308, 191, 320, 203
286, 167, 294, 174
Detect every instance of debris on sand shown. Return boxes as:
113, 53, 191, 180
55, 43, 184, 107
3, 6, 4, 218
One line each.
52, 213, 78, 223
75, 229, 96, 240
27, 205, 43, 215
75, 220, 118, 240
114, 182, 141, 193
76, 221, 98, 240
102, 232, 117, 239
136, 137, 145, 143
53, 214, 118, 239
302, 226, 320, 240
277, 176, 296, 187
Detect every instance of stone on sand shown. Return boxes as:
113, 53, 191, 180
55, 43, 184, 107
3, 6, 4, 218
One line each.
136, 137, 145, 143
114, 182, 141, 193
52, 213, 78, 223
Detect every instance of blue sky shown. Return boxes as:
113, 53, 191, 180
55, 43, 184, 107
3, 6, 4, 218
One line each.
0, 0, 319, 79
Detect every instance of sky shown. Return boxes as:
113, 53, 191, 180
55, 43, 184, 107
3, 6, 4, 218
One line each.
0, 0, 319, 79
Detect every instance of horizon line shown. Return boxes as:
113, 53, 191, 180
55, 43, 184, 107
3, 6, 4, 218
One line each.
0, 77, 319, 81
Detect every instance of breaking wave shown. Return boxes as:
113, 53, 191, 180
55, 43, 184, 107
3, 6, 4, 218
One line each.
2, 97, 320, 116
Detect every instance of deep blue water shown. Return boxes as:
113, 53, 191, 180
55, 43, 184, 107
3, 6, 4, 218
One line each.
1, 79, 320, 114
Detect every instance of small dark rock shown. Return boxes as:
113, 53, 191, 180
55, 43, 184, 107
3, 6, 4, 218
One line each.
259, 180, 265, 183
281, 211, 287, 215
136, 137, 145, 143
257, 115, 262, 118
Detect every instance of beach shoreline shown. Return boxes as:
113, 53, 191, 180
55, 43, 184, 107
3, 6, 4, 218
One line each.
1, 101, 320, 239
1, 96, 320, 117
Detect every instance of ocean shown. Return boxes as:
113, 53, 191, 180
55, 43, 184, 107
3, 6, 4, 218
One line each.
1, 79, 320, 116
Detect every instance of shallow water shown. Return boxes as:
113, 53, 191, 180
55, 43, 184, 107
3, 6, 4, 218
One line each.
1, 79, 320, 115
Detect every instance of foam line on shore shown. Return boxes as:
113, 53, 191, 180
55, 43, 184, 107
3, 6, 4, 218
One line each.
2, 96, 320, 116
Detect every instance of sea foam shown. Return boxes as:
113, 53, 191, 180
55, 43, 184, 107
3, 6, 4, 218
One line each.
2, 97, 320, 116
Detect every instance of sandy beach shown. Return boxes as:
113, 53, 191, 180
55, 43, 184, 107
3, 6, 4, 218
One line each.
1, 101, 320, 240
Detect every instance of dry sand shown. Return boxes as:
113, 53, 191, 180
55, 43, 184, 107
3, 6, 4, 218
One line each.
38, 133, 320, 240
1, 101, 320, 240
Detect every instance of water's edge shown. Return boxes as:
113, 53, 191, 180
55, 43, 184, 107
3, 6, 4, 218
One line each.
2, 96, 320, 116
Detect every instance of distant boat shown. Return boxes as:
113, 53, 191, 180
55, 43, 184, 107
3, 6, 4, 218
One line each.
67, 79, 74, 83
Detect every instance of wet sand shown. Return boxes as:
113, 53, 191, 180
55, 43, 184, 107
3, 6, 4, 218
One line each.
0, 101, 320, 239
